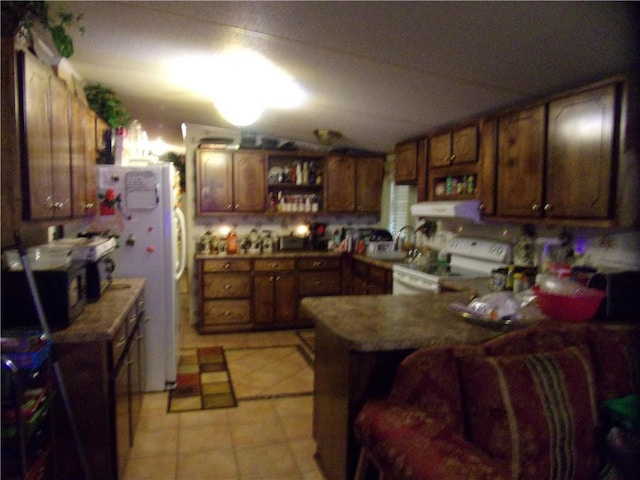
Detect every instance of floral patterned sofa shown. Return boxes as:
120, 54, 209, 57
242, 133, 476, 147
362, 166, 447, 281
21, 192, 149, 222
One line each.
354, 323, 639, 480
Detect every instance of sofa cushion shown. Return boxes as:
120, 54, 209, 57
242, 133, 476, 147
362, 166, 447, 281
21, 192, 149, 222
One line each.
388, 346, 467, 434
354, 400, 510, 480
459, 345, 600, 480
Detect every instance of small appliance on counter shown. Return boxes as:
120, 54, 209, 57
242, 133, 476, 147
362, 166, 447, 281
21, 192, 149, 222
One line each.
1, 259, 87, 332
70, 236, 117, 301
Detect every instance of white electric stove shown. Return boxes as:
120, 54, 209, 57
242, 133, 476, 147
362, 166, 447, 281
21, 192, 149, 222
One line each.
392, 237, 512, 294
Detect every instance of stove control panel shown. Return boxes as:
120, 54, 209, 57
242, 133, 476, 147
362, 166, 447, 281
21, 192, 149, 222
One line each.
447, 237, 512, 263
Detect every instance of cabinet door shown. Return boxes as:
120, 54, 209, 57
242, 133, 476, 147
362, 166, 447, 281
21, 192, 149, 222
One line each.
274, 271, 296, 324
48, 76, 72, 218
451, 125, 478, 164
83, 108, 98, 217
428, 132, 452, 167
21, 52, 55, 220
197, 149, 233, 213
356, 156, 384, 213
546, 85, 615, 219
394, 141, 417, 184
70, 96, 97, 218
233, 151, 265, 212
325, 156, 356, 212
114, 357, 130, 479
478, 118, 497, 216
497, 105, 545, 217
253, 273, 275, 324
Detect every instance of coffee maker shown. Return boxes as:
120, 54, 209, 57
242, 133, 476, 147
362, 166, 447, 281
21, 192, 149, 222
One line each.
308, 223, 328, 250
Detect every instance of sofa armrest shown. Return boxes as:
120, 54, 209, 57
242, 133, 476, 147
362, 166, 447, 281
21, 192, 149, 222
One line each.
355, 400, 509, 480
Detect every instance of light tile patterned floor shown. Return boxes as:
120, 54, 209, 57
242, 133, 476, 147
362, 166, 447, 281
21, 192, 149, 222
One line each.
123, 281, 323, 480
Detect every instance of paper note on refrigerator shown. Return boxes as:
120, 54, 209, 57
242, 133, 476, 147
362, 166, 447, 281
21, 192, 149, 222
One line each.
125, 171, 159, 209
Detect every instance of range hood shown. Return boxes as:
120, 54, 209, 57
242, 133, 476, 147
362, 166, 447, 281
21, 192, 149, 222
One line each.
410, 200, 481, 222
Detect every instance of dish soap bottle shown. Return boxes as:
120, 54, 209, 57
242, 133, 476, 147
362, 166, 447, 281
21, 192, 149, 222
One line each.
226, 230, 238, 255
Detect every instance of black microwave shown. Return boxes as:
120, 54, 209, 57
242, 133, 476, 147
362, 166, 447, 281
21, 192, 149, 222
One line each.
1, 261, 87, 332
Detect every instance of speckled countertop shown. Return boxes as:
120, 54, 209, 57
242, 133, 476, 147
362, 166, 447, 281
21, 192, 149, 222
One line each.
52, 278, 145, 343
300, 291, 513, 352
195, 251, 343, 260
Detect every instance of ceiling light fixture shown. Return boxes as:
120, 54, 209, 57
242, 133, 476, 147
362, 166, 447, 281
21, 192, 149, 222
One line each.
314, 129, 343, 146
204, 50, 305, 127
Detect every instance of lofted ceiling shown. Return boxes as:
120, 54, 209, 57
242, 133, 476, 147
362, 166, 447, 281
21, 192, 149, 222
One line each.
49, 1, 639, 154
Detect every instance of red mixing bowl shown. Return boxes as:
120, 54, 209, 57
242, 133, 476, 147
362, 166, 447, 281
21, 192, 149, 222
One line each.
533, 286, 606, 322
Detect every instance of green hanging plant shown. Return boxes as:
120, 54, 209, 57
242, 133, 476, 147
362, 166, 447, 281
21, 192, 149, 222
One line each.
1, 1, 85, 58
84, 83, 132, 129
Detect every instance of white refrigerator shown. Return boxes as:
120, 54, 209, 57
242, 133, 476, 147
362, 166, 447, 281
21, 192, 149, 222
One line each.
96, 163, 186, 392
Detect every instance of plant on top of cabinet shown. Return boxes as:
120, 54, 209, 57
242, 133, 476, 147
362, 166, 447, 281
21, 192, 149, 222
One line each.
84, 83, 131, 129
1, 1, 85, 58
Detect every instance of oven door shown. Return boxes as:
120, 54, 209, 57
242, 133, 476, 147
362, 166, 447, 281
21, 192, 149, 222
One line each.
392, 270, 440, 295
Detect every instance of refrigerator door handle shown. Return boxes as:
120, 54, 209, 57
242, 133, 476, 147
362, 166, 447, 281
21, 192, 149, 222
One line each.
175, 207, 187, 280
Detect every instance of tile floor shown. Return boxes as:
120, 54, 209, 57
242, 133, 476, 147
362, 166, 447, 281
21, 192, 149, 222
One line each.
122, 284, 324, 480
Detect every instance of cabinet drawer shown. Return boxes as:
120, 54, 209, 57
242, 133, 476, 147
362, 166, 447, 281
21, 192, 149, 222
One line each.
254, 258, 295, 271
298, 271, 341, 296
111, 318, 128, 367
202, 259, 251, 272
203, 273, 251, 298
202, 300, 251, 326
297, 257, 341, 270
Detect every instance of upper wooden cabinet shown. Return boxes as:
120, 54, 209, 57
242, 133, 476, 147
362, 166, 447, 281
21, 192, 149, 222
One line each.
70, 96, 97, 218
429, 124, 478, 167
325, 155, 384, 213
496, 105, 546, 217
496, 82, 618, 221
196, 149, 265, 214
394, 140, 418, 184
20, 50, 72, 220
545, 84, 616, 219
232, 151, 266, 212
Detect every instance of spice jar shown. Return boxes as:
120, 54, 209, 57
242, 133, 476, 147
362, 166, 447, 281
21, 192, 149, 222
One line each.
226, 231, 238, 254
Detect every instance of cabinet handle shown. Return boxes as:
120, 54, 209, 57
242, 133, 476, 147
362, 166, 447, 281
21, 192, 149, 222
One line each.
270, 262, 278, 268
313, 261, 323, 267
530, 203, 540, 212
276, 275, 281, 281
450, 154, 456, 161
116, 337, 126, 347
224, 263, 231, 269
315, 281, 322, 286
227, 204, 233, 210
544, 203, 553, 212
85, 202, 94, 209
223, 310, 231, 316
235, 204, 240, 210
129, 314, 137, 325
224, 284, 231, 290
269, 276, 274, 282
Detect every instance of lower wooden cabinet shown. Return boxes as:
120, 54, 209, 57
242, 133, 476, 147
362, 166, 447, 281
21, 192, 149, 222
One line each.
254, 258, 297, 327
197, 254, 342, 333
53, 289, 146, 480
351, 257, 393, 294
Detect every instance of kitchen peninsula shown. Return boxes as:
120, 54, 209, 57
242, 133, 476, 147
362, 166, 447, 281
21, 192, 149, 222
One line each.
301, 291, 524, 480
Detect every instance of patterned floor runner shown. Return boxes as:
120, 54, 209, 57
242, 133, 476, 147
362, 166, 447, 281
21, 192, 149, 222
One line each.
168, 346, 237, 413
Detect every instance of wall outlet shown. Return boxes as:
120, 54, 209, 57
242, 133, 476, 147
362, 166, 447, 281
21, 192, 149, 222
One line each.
47, 226, 57, 243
